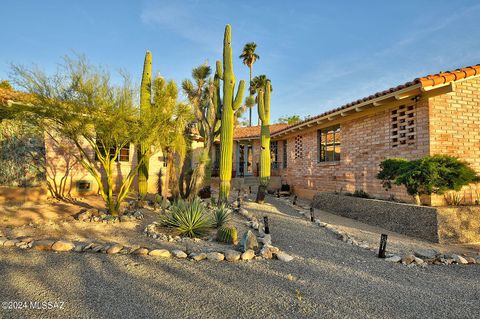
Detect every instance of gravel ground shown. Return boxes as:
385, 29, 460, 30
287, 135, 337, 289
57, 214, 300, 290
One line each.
0, 196, 479, 319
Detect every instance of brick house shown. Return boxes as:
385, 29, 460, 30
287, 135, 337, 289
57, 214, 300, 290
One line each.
268, 65, 480, 205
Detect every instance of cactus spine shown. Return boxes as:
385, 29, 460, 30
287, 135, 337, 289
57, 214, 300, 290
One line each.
256, 81, 271, 203
219, 25, 246, 202
138, 51, 152, 198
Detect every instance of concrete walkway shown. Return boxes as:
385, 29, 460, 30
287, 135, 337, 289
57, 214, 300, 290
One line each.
0, 196, 479, 318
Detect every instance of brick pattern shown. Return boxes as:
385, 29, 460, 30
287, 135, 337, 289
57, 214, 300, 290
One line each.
390, 104, 416, 148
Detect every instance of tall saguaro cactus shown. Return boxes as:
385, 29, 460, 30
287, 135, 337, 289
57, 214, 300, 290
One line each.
219, 25, 246, 202
256, 80, 271, 203
138, 51, 152, 198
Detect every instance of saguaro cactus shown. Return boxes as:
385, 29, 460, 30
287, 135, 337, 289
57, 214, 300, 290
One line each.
138, 51, 152, 198
219, 25, 246, 202
256, 80, 271, 203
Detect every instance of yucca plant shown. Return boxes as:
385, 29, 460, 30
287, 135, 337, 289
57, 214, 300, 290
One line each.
160, 197, 212, 237
212, 204, 231, 228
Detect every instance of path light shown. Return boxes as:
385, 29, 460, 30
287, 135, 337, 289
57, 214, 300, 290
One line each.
378, 234, 388, 258
264, 216, 270, 234
249, 186, 252, 194
310, 207, 315, 222
237, 197, 241, 209
276, 190, 280, 198
293, 195, 297, 205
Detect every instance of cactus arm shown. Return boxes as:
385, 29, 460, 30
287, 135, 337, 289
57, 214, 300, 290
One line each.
257, 89, 265, 122
264, 81, 271, 125
232, 80, 245, 111
216, 60, 223, 80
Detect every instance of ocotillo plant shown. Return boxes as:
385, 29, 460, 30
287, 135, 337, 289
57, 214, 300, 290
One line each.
256, 80, 271, 203
219, 24, 246, 202
138, 51, 152, 198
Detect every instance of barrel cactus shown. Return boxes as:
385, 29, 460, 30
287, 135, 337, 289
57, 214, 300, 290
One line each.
218, 24, 246, 202
217, 225, 238, 244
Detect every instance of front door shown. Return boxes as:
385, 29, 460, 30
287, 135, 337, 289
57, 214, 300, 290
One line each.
237, 143, 253, 177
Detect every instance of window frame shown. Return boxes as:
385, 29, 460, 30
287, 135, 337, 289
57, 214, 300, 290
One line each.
317, 125, 341, 163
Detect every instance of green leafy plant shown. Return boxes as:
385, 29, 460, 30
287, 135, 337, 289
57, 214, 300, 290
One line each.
216, 225, 237, 244
377, 155, 478, 204
351, 190, 370, 198
160, 197, 212, 237
212, 204, 231, 228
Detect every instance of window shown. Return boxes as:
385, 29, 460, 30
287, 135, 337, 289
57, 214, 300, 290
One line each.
391, 104, 415, 147
294, 135, 303, 159
270, 141, 278, 168
317, 125, 341, 162
283, 140, 288, 168
95, 142, 130, 162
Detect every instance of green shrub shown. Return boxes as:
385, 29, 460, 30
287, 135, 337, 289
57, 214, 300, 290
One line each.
212, 204, 231, 228
377, 155, 478, 201
217, 225, 238, 244
351, 190, 370, 198
160, 197, 212, 237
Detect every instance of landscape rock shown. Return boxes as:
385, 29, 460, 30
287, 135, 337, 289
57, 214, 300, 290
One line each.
259, 247, 273, 259
74, 244, 85, 252
414, 249, 438, 260
241, 249, 255, 261
52, 240, 75, 252
206, 252, 225, 261
31, 240, 55, 251
149, 249, 171, 258
239, 230, 258, 252
414, 257, 425, 265
465, 257, 476, 264
401, 255, 416, 265
0, 237, 8, 245
224, 250, 241, 262
91, 244, 104, 252
191, 253, 207, 261
172, 250, 188, 258
132, 247, 149, 255
385, 255, 401, 263
452, 254, 468, 265
3, 239, 19, 247
275, 251, 294, 262
258, 234, 272, 246
106, 244, 123, 254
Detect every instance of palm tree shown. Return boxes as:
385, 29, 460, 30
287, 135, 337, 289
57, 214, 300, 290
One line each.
239, 42, 259, 126
251, 75, 272, 92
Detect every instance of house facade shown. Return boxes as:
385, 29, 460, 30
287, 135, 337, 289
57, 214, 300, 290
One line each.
268, 65, 480, 205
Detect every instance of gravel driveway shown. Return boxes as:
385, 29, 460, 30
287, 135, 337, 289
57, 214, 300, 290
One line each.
1, 197, 479, 319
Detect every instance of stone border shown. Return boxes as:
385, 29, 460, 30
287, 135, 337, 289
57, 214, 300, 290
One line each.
279, 195, 479, 267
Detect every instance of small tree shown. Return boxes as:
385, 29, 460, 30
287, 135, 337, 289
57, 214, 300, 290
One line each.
9, 56, 175, 215
377, 155, 478, 205
278, 115, 301, 125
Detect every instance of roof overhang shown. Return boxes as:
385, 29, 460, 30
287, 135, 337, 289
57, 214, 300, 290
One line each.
271, 82, 455, 138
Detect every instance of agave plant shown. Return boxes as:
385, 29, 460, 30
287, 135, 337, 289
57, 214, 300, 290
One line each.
160, 197, 212, 237
212, 204, 231, 228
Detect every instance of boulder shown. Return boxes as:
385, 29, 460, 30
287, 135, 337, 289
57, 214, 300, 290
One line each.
465, 257, 476, 264
52, 240, 75, 252
414, 249, 438, 260
106, 244, 123, 255
452, 254, 468, 265
401, 255, 416, 265
239, 230, 258, 252
206, 252, 225, 261
132, 247, 149, 255
190, 253, 207, 261
385, 255, 401, 263
258, 234, 272, 246
259, 247, 273, 259
241, 249, 255, 261
275, 251, 293, 262
3, 239, 19, 247
172, 250, 188, 258
224, 250, 241, 262
31, 240, 55, 251
149, 249, 171, 258
74, 244, 85, 252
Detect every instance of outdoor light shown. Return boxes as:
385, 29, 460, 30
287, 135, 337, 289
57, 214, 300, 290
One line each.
293, 195, 297, 205
249, 186, 252, 194
310, 207, 314, 222
237, 197, 241, 209
264, 216, 270, 234
378, 234, 388, 258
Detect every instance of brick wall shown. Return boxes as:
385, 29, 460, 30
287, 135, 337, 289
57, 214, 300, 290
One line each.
428, 76, 480, 205
276, 98, 430, 202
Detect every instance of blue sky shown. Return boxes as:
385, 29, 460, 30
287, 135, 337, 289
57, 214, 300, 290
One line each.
1, 1, 479, 123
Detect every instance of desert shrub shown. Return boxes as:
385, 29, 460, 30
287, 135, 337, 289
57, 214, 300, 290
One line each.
217, 225, 238, 244
377, 155, 478, 203
160, 197, 212, 237
444, 191, 464, 206
212, 204, 231, 228
351, 190, 370, 198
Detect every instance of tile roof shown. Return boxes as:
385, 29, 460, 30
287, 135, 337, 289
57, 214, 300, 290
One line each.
273, 64, 480, 136
0, 87, 35, 105
233, 124, 289, 139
